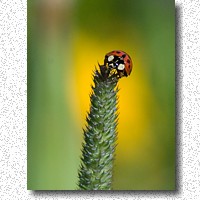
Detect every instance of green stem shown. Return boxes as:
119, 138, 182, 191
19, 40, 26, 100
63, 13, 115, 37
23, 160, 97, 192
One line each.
78, 65, 119, 190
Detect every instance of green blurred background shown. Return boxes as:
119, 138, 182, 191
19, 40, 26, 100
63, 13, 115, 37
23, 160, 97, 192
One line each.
28, 0, 175, 190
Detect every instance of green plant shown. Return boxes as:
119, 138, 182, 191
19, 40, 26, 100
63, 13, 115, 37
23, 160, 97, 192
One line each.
78, 63, 127, 190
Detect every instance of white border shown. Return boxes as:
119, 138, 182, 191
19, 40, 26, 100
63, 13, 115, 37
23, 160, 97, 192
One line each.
0, 0, 200, 199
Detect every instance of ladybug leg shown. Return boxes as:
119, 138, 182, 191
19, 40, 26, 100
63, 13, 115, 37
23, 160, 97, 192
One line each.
123, 70, 128, 77
115, 70, 122, 78
109, 68, 116, 76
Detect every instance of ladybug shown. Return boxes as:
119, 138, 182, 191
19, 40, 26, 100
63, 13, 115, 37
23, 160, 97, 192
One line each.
104, 50, 132, 77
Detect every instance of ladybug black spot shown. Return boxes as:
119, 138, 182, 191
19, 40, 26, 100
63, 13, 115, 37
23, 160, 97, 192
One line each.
128, 65, 130, 68
127, 59, 130, 64
122, 54, 126, 58
116, 51, 120, 54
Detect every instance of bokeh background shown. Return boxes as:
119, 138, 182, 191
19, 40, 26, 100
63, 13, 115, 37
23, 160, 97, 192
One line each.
28, 0, 175, 190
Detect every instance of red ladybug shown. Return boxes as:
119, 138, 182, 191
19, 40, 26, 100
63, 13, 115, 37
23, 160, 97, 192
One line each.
104, 50, 132, 77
